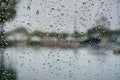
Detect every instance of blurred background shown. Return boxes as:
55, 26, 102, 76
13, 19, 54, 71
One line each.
0, 0, 120, 80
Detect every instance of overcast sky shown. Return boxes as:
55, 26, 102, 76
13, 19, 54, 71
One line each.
4, 0, 120, 33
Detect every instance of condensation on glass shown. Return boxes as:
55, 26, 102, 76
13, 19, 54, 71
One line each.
0, 0, 120, 80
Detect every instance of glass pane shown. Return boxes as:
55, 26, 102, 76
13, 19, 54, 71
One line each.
0, 0, 120, 80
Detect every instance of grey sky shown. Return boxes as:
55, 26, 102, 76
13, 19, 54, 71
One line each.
4, 0, 120, 33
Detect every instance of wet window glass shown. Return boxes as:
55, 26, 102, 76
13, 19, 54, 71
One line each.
0, 0, 120, 80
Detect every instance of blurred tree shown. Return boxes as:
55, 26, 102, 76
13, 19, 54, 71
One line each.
0, 0, 17, 47
0, 0, 17, 23
31, 31, 48, 38
50, 32, 59, 38
87, 25, 110, 38
58, 33, 68, 40
0, 0, 17, 80
88, 16, 111, 38
72, 31, 81, 39
109, 30, 120, 36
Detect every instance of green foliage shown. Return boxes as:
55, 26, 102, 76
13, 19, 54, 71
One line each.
72, 31, 82, 39
0, 39, 7, 47
87, 25, 110, 37
57, 33, 68, 40
0, 0, 17, 47
31, 31, 48, 37
0, 0, 17, 80
0, 65, 17, 80
30, 31, 69, 40
109, 30, 120, 35
49, 32, 59, 38
0, 0, 17, 23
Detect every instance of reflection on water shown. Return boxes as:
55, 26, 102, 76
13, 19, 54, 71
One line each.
3, 47, 120, 80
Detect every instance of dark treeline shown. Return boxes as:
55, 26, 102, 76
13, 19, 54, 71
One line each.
4, 25, 120, 40
0, 0, 18, 80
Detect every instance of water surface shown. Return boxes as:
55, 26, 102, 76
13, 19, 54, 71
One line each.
3, 47, 120, 80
